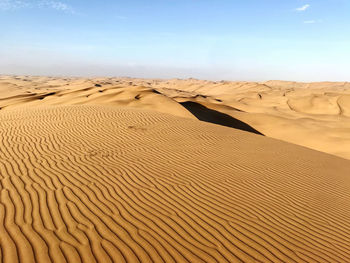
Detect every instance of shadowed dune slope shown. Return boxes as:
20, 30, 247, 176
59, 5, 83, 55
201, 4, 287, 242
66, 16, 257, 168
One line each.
180, 101, 264, 135
1, 105, 350, 263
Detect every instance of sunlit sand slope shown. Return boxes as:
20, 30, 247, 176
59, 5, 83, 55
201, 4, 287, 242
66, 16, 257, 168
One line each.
0, 105, 350, 263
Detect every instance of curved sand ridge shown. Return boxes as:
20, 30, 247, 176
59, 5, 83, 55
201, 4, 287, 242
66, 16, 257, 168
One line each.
1, 105, 350, 262
1, 76, 350, 159
154, 80, 350, 159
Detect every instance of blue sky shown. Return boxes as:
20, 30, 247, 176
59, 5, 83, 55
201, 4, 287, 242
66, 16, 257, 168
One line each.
0, 0, 349, 81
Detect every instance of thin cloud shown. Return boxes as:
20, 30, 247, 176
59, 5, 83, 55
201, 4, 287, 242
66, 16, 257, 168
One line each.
116, 15, 127, 20
0, 0, 30, 10
39, 1, 74, 13
304, 20, 315, 24
296, 4, 310, 12
0, 0, 74, 13
304, 19, 322, 24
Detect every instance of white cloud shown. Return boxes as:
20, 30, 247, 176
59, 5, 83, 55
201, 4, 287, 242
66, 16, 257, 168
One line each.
39, 1, 74, 13
0, 0, 74, 13
304, 19, 323, 24
296, 4, 310, 11
0, 0, 31, 10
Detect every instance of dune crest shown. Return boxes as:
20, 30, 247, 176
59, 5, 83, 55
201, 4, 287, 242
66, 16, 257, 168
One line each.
1, 76, 350, 159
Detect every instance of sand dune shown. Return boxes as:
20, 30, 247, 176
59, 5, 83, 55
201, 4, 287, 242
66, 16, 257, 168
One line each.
1, 76, 350, 262
0, 76, 194, 119
0, 105, 350, 263
154, 79, 350, 159
1, 76, 350, 159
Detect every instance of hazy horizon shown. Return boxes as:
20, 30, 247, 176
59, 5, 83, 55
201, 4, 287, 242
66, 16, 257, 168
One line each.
1, 0, 349, 82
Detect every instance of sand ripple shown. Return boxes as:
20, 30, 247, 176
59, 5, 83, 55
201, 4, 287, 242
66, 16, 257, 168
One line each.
0, 105, 350, 262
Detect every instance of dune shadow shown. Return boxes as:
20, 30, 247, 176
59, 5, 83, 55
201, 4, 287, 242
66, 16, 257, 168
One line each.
180, 101, 264, 136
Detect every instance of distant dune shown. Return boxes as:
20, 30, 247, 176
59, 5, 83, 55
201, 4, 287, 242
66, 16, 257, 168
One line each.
0, 76, 350, 262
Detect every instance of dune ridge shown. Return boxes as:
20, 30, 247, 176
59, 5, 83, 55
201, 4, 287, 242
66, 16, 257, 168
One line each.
0, 105, 350, 262
1, 75, 350, 159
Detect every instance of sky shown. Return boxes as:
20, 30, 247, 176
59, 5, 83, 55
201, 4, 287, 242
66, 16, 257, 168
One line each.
0, 0, 349, 81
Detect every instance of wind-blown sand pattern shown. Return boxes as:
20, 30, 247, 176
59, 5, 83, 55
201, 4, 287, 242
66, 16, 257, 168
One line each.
1, 76, 350, 262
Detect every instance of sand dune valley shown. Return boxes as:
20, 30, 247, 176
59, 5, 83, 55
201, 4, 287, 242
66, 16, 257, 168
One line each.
0, 75, 350, 263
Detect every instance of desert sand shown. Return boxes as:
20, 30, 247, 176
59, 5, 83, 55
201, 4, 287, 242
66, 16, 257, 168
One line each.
1, 76, 350, 159
0, 75, 350, 262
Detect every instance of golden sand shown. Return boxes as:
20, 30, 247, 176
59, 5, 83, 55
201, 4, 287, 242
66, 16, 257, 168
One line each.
0, 76, 350, 262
